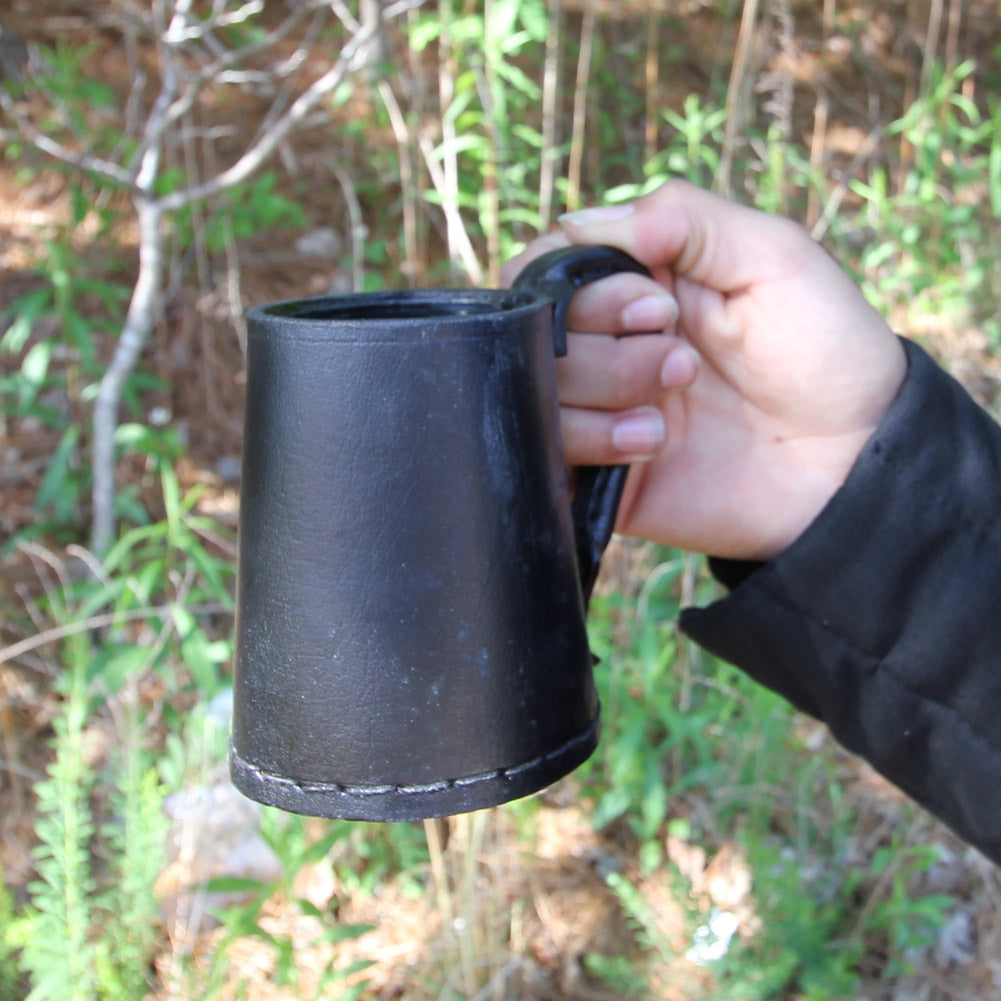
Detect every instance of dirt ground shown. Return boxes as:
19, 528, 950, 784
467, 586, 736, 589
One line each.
3, 2, 1001, 999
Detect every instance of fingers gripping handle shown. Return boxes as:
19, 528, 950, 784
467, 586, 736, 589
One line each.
511, 244, 652, 356
512, 245, 652, 605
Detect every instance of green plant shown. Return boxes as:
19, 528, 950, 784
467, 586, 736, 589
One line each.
7, 665, 168, 1001
0, 170, 302, 550
200, 820, 376, 997
0, 882, 24, 998
603, 870, 674, 993
2, 2, 405, 553
748, 120, 821, 218
635, 94, 728, 196
860, 842, 954, 981
0, 195, 131, 544
701, 832, 953, 1001
583, 951, 651, 999
97, 719, 172, 1000
845, 60, 1001, 335
709, 835, 863, 1001
324, 818, 429, 903
583, 548, 955, 1001
170, 170, 308, 254
408, 0, 553, 280
567, 14, 651, 205
165, 805, 385, 1001
583, 553, 794, 865
10, 668, 99, 1001
18, 465, 235, 703
2, 466, 235, 992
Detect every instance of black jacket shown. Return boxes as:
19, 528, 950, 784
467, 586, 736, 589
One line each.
679, 339, 1001, 865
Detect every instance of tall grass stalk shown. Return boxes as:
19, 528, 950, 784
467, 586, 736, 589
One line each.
565, 0, 597, 213
8, 635, 167, 1000
15, 666, 98, 1001
423, 811, 513, 1000
718, 0, 759, 196
98, 709, 169, 1001
538, 0, 563, 228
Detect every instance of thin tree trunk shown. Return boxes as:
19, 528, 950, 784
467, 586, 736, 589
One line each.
91, 197, 164, 555
566, 0, 596, 213
539, 0, 562, 230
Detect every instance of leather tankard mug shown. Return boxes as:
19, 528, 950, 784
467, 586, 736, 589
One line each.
231, 245, 651, 821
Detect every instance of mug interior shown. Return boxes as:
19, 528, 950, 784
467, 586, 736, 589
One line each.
261, 288, 538, 322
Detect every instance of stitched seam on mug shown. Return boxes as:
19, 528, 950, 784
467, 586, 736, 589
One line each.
236, 713, 599, 800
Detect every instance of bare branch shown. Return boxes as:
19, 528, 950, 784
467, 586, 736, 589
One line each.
132, 0, 191, 193
418, 132, 485, 284
333, 164, 366, 291
244, 5, 330, 156
163, 0, 264, 43
91, 199, 165, 554
108, 12, 150, 164
329, 0, 360, 33
0, 89, 137, 187
126, 1, 326, 173
216, 55, 306, 85
156, 14, 386, 213
0, 600, 228, 667
386, 0, 429, 18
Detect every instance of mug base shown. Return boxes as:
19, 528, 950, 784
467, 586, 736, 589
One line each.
229, 713, 600, 822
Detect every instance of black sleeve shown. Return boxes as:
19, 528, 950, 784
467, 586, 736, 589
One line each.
679, 338, 1001, 864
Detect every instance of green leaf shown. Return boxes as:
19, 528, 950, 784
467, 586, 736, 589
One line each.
34, 425, 80, 513
205, 875, 272, 894
114, 422, 151, 448
495, 59, 542, 100
87, 644, 151, 694
449, 14, 487, 45
161, 465, 183, 537
2, 288, 52, 353
319, 923, 376, 945
487, 0, 520, 40
19, 339, 53, 399
497, 207, 544, 229
511, 123, 545, 148
423, 133, 490, 164
517, 0, 548, 41
180, 627, 227, 692
408, 17, 442, 52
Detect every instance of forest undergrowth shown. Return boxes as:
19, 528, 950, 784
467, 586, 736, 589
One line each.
2, 2, 1001, 999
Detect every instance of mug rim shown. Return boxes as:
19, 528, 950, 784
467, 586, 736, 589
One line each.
248, 287, 544, 325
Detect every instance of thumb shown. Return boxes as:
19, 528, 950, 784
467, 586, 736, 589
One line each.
559, 179, 806, 294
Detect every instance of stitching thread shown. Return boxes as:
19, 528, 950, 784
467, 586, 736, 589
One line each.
233, 712, 600, 800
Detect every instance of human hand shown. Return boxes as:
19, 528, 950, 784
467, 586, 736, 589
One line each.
504, 180, 907, 561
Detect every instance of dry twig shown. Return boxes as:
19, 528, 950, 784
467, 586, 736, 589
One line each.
3, 0, 425, 554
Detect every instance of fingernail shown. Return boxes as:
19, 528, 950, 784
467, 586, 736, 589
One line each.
660, 343, 699, 388
621, 292, 678, 331
612, 408, 665, 455
558, 203, 635, 228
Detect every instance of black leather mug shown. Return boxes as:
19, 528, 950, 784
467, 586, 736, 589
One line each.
231, 245, 651, 821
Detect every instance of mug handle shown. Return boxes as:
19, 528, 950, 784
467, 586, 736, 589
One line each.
511, 244, 653, 605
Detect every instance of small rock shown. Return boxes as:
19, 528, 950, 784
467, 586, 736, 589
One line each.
934, 909, 976, 968
156, 781, 281, 938
295, 227, 344, 258
214, 455, 242, 482
686, 909, 739, 965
